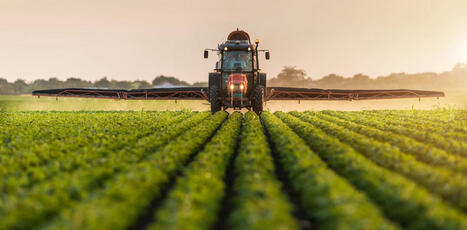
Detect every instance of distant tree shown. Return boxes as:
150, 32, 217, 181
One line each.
133, 80, 152, 89
47, 78, 64, 89
0, 78, 14, 94
64, 78, 92, 88
269, 66, 311, 87
152, 75, 190, 86
94, 77, 112, 88
30, 79, 50, 90
347, 73, 373, 89
111, 80, 133, 89
352, 73, 370, 80
13, 79, 29, 94
378, 73, 409, 89
314, 74, 345, 88
318, 74, 344, 82
277, 66, 307, 81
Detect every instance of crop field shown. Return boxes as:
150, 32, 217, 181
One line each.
1, 109, 467, 230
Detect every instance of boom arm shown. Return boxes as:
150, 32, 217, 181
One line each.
32, 87, 209, 100
265, 87, 444, 101
32, 87, 444, 102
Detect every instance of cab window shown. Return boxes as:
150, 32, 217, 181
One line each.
222, 51, 253, 72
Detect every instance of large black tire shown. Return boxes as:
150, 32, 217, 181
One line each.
252, 85, 264, 114
210, 86, 221, 114
259, 73, 267, 88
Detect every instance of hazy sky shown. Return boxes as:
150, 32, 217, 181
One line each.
1, 0, 466, 83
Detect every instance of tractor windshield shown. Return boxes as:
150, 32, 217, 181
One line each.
222, 51, 253, 72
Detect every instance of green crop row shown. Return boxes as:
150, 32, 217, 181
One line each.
364, 109, 466, 128
1, 112, 190, 193
292, 111, 467, 212
0, 112, 118, 169
339, 110, 466, 135
276, 112, 467, 230
0, 112, 211, 230
0, 112, 163, 157
226, 111, 299, 230
356, 111, 467, 143
329, 111, 467, 158
1, 111, 204, 197
40, 111, 227, 230
362, 109, 462, 125
0, 111, 176, 171
316, 111, 467, 175
261, 112, 398, 230
148, 112, 242, 230
1, 112, 209, 230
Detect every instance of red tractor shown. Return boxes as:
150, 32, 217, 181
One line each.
204, 29, 269, 113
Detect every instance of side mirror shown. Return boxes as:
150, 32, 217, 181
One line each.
204, 50, 209, 59
215, 61, 219, 70
265, 51, 270, 60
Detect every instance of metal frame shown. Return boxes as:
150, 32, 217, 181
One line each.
125, 90, 207, 100
265, 88, 445, 101
33, 88, 209, 100
33, 87, 444, 102
54, 89, 121, 99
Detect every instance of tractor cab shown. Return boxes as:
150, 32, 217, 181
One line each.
222, 51, 252, 72
219, 42, 254, 106
204, 29, 270, 113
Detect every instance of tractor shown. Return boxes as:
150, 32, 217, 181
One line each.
204, 29, 270, 113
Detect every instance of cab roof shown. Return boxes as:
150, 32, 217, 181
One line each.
227, 29, 251, 43
219, 29, 255, 51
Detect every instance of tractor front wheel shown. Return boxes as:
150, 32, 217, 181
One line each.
210, 86, 221, 114
252, 85, 264, 114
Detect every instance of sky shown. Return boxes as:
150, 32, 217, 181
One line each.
0, 0, 466, 83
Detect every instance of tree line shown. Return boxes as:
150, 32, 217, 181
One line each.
269, 63, 467, 90
1, 63, 466, 94
0, 75, 208, 95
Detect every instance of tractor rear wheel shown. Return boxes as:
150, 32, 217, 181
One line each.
210, 86, 221, 114
252, 85, 264, 114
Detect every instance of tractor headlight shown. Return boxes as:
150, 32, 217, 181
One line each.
224, 47, 228, 51
240, 84, 244, 90
230, 84, 234, 90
